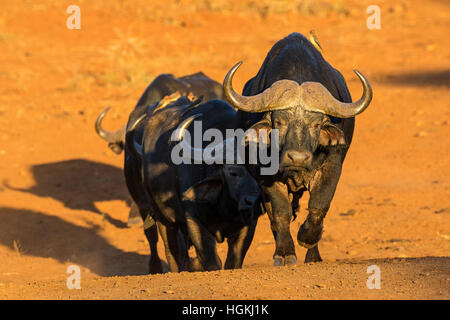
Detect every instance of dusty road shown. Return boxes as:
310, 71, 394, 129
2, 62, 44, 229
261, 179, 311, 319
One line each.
0, 0, 448, 299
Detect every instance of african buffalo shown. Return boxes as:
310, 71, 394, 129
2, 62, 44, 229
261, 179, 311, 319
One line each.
222, 32, 373, 265
95, 72, 224, 228
125, 97, 263, 272
95, 72, 224, 155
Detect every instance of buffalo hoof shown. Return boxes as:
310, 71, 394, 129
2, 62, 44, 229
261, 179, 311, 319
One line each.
200, 257, 222, 271
304, 246, 322, 263
274, 255, 297, 266
273, 255, 285, 266
285, 255, 297, 266
127, 216, 143, 227
149, 259, 163, 274
297, 222, 323, 249
188, 257, 203, 272
204, 264, 221, 271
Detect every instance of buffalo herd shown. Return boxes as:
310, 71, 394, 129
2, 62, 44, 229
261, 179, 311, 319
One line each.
95, 32, 373, 273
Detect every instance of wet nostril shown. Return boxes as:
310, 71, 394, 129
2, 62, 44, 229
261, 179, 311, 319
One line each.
287, 152, 295, 161
244, 195, 258, 206
285, 151, 312, 166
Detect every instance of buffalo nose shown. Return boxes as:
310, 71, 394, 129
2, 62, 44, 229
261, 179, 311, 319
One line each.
109, 142, 123, 154
244, 196, 256, 206
283, 150, 312, 167
239, 195, 257, 211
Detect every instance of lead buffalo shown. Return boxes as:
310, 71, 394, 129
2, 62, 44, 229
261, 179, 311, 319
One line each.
125, 97, 263, 272
222, 32, 373, 265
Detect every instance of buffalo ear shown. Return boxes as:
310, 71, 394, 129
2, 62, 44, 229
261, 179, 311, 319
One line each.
319, 123, 346, 147
246, 119, 272, 145
182, 177, 223, 204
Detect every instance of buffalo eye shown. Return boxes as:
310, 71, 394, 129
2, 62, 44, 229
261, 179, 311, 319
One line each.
273, 119, 284, 128
312, 122, 321, 130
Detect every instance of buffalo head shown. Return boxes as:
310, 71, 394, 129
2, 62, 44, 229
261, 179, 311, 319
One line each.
174, 115, 261, 223
223, 61, 372, 190
182, 164, 261, 223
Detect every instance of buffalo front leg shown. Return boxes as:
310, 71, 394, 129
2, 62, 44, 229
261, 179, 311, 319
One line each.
263, 182, 296, 266
156, 221, 189, 272
185, 214, 222, 271
298, 159, 343, 263
297, 207, 328, 263
142, 214, 163, 274
224, 219, 257, 269
304, 244, 322, 263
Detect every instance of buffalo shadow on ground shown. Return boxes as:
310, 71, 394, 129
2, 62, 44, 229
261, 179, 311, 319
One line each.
0, 207, 168, 276
379, 69, 450, 88
3, 159, 131, 228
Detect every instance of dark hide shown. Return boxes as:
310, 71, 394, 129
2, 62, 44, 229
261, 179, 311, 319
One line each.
236, 33, 361, 265
125, 99, 263, 272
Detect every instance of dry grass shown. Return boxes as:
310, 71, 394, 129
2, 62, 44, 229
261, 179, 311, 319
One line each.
13, 240, 23, 256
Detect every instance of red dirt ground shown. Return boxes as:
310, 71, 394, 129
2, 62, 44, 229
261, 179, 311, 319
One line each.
0, 0, 448, 299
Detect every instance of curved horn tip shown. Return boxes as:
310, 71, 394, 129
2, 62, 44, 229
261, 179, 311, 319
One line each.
352, 69, 373, 115
98, 106, 111, 119
353, 70, 371, 88
353, 69, 372, 94
186, 113, 202, 123
233, 60, 243, 71
353, 69, 364, 79
96, 106, 110, 121
223, 61, 245, 108
227, 61, 243, 78
233, 60, 243, 67
95, 106, 113, 139
130, 114, 147, 132
174, 113, 202, 141
125, 113, 147, 160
